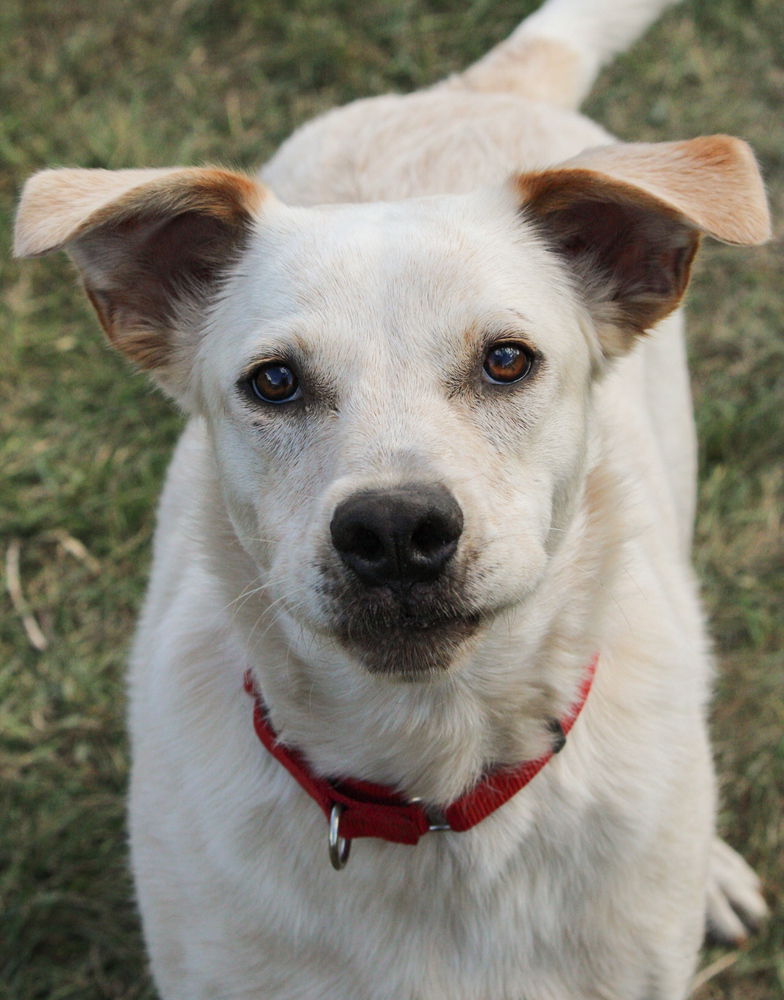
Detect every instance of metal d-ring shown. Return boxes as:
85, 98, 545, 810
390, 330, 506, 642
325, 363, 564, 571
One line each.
328, 803, 351, 870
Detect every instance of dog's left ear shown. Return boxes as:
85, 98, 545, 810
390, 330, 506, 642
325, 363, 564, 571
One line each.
516, 135, 771, 357
14, 166, 267, 402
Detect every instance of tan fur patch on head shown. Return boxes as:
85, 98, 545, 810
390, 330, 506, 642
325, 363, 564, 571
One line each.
85, 289, 173, 372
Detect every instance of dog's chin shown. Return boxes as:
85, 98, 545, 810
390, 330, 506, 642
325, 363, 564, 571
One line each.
336, 612, 484, 679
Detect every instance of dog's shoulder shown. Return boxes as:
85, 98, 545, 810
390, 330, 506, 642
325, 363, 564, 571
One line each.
261, 88, 614, 205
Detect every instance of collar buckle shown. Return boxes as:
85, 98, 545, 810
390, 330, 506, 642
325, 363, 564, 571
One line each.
409, 797, 451, 833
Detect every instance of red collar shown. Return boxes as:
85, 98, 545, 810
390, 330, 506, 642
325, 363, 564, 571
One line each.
243, 654, 597, 868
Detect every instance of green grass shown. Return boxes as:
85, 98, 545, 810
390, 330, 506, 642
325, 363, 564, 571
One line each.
1, 0, 782, 996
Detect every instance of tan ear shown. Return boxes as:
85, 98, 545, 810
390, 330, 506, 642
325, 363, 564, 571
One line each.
14, 167, 267, 398
516, 135, 771, 357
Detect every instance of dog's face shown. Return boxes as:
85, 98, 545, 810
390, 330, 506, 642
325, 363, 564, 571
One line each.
14, 138, 768, 679
200, 192, 596, 675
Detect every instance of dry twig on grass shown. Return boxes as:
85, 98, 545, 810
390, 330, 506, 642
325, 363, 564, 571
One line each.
5, 538, 48, 651
692, 951, 741, 992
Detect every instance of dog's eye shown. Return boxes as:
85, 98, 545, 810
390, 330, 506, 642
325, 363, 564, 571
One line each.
247, 362, 301, 404
482, 342, 534, 384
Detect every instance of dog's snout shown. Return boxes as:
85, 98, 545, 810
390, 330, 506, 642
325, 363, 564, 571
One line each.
330, 484, 463, 588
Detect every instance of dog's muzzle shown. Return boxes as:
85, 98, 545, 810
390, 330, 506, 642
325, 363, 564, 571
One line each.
327, 483, 478, 675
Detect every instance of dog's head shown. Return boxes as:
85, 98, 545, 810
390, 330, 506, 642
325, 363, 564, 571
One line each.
15, 139, 769, 679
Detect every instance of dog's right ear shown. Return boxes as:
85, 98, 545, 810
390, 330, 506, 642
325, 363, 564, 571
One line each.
14, 167, 267, 402
516, 136, 771, 359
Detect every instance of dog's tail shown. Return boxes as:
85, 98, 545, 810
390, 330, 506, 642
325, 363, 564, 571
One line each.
452, 0, 679, 110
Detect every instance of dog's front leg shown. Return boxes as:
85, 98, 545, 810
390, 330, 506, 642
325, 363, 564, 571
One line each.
705, 836, 767, 945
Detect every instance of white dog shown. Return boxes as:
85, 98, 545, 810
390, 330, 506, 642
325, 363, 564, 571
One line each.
15, 0, 770, 996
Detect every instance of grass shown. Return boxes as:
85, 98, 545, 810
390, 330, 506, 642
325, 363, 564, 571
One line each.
1, 0, 781, 996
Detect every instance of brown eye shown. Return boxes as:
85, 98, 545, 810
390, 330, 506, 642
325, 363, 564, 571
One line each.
248, 361, 300, 403
482, 342, 534, 384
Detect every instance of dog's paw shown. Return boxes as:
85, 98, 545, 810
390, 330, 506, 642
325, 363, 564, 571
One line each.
705, 836, 768, 945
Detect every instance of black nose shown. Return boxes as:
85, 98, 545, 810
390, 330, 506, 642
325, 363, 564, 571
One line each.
330, 484, 463, 589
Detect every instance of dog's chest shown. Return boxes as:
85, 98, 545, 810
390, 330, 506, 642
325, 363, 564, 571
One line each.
158, 768, 668, 1000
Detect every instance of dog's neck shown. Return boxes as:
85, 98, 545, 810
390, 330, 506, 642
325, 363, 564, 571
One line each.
201, 436, 623, 807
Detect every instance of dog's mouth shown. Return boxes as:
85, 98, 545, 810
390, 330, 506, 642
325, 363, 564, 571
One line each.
335, 603, 485, 677
315, 546, 489, 677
